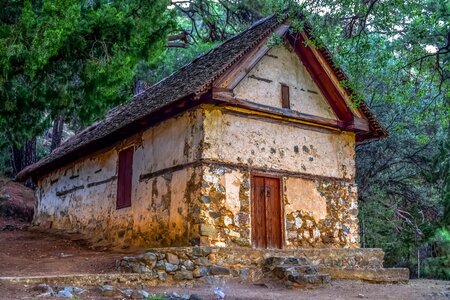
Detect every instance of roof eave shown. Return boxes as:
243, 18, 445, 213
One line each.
15, 92, 206, 182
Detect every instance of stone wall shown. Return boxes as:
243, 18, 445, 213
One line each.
117, 246, 388, 284
284, 178, 359, 248
195, 164, 359, 249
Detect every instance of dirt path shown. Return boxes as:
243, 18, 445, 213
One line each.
0, 227, 125, 277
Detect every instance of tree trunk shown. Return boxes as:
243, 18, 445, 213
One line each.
50, 115, 65, 151
10, 137, 37, 187
23, 138, 36, 170
11, 146, 23, 176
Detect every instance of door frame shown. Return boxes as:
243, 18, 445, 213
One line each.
250, 172, 285, 249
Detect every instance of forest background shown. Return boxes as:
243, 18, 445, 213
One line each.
0, 0, 448, 279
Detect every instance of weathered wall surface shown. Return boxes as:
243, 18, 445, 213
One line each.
284, 177, 359, 248
202, 108, 356, 180
196, 165, 251, 247
195, 164, 358, 249
34, 109, 204, 247
35, 105, 359, 249
234, 45, 337, 120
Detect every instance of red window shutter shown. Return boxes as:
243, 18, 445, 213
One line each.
281, 84, 290, 109
117, 147, 133, 209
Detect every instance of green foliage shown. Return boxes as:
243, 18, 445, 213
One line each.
267, 33, 284, 48
0, 0, 175, 148
423, 228, 450, 279
147, 294, 166, 300
0, 134, 11, 176
140, 41, 217, 85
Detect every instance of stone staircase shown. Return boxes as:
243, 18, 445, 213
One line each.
264, 256, 331, 287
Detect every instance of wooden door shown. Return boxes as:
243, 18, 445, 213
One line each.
252, 175, 282, 249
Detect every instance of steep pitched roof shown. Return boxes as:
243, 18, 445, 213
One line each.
16, 15, 386, 181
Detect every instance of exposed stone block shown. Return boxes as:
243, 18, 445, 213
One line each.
209, 266, 230, 275
199, 224, 217, 237
173, 270, 194, 281
164, 262, 178, 272
166, 253, 179, 265
193, 267, 209, 278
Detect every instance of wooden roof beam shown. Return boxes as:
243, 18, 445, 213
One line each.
287, 32, 354, 122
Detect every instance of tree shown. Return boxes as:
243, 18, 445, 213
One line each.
0, 0, 176, 174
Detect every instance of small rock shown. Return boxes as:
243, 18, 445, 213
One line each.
131, 290, 150, 299
56, 288, 73, 298
126, 261, 152, 273
131, 290, 144, 299
158, 270, 168, 281
59, 252, 74, 258
139, 290, 150, 298
192, 246, 204, 257
73, 287, 85, 294
33, 283, 54, 294
174, 270, 194, 281
171, 291, 181, 298
357, 294, 365, 298
200, 195, 211, 203
36, 292, 53, 298
200, 224, 217, 237
122, 256, 139, 263
209, 266, 230, 275
183, 260, 195, 270
167, 253, 180, 265
214, 288, 225, 299
193, 266, 209, 278
189, 294, 202, 300
156, 260, 166, 270
97, 285, 119, 297
165, 262, 179, 272
194, 257, 211, 266
239, 268, 250, 281
141, 252, 158, 268
121, 289, 134, 297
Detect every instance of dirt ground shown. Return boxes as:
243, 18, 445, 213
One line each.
0, 224, 125, 277
0, 278, 449, 299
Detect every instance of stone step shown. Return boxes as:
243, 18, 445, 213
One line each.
272, 265, 330, 283
272, 265, 318, 278
265, 256, 331, 286
319, 267, 409, 283
264, 256, 311, 271
288, 273, 331, 284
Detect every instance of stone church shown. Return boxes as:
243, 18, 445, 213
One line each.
17, 15, 387, 251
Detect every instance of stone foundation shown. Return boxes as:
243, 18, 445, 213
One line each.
117, 247, 409, 285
